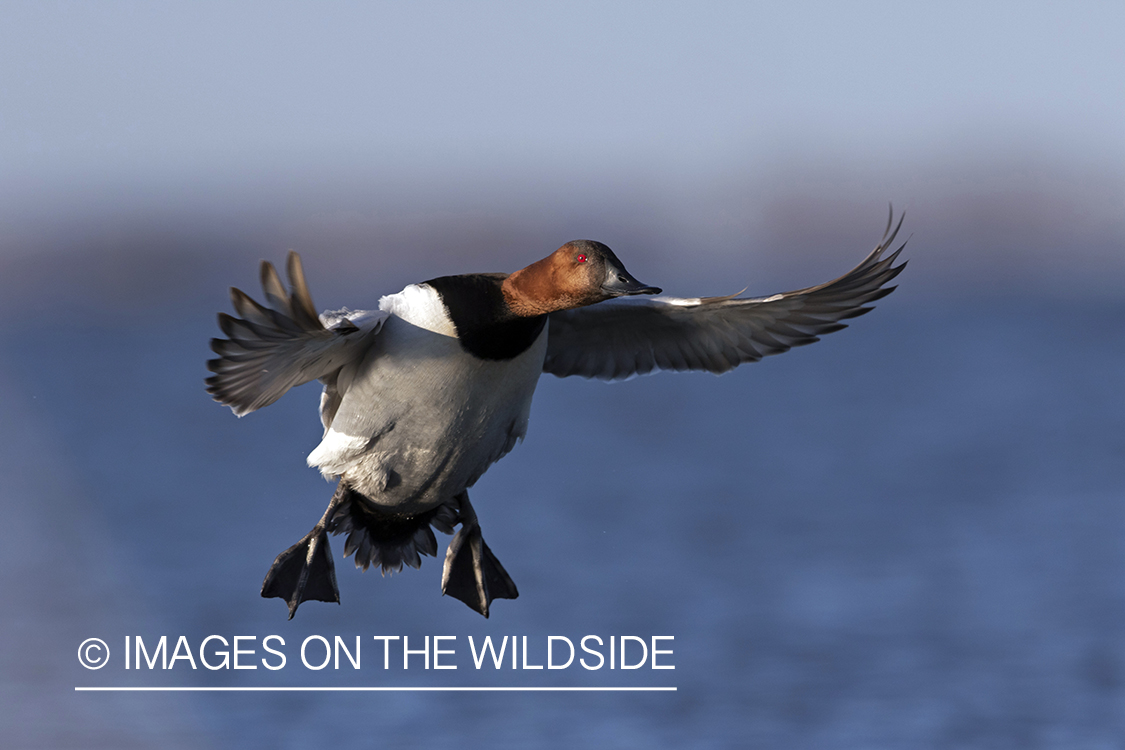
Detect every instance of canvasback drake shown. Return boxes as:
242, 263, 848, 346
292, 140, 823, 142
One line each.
207, 210, 907, 618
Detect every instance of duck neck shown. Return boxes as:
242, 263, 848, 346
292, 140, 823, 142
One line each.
502, 263, 559, 316
503, 259, 600, 316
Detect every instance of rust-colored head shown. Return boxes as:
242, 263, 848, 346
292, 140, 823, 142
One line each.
501, 240, 661, 316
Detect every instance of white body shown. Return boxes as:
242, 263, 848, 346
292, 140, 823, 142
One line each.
306, 285, 548, 513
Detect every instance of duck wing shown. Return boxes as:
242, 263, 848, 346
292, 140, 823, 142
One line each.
543, 211, 908, 381
206, 251, 387, 417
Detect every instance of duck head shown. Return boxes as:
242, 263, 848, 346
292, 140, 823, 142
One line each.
502, 240, 661, 316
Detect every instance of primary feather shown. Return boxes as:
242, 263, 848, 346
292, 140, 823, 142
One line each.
543, 211, 907, 380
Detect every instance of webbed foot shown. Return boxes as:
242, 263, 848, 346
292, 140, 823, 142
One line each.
441, 491, 518, 617
261, 495, 341, 619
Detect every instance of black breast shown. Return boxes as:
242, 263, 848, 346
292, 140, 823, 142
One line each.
424, 273, 547, 361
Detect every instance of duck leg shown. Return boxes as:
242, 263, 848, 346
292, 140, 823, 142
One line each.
441, 491, 518, 617
261, 491, 342, 619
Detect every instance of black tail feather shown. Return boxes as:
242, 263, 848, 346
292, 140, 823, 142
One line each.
327, 483, 457, 575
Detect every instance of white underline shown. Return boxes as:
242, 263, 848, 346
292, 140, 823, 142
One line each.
75, 686, 676, 692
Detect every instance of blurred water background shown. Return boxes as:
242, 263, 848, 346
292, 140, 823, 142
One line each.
2, 2, 1123, 748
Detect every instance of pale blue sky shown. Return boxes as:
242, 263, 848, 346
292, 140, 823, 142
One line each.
4, 2, 1122, 175
1, 1, 1122, 291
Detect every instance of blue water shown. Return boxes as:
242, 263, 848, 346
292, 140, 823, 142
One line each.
2, 294, 1123, 748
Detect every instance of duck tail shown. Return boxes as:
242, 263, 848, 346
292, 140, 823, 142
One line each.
327, 483, 457, 575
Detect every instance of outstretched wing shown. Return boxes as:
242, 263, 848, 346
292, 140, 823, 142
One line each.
206, 251, 386, 416
543, 210, 908, 380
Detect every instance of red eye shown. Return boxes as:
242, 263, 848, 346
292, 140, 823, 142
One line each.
576, 254, 587, 263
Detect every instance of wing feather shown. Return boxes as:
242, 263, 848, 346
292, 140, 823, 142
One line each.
544, 210, 907, 380
206, 252, 386, 416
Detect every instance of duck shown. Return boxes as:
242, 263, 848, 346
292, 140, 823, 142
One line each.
207, 209, 907, 619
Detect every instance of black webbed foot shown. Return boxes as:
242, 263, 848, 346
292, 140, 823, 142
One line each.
441, 491, 518, 617
261, 493, 342, 619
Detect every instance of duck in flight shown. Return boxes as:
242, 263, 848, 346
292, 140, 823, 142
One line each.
207, 210, 907, 618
